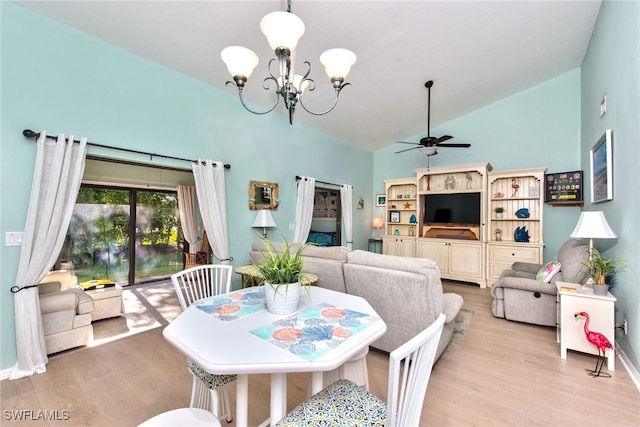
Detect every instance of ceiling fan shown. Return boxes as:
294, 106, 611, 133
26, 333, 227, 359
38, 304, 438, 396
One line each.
395, 80, 471, 156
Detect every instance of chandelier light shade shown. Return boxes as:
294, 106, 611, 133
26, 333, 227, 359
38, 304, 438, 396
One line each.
221, 0, 356, 124
221, 46, 259, 83
260, 11, 305, 52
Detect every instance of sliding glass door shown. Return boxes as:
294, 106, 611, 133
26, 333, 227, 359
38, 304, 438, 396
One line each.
61, 185, 182, 285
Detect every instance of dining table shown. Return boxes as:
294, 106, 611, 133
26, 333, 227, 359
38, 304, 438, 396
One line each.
163, 285, 387, 427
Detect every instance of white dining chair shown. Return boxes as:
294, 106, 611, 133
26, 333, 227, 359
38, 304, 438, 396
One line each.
171, 264, 235, 423
277, 313, 446, 427
138, 408, 221, 427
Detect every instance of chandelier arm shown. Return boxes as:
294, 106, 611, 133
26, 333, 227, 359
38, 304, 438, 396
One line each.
226, 80, 281, 115
298, 83, 350, 116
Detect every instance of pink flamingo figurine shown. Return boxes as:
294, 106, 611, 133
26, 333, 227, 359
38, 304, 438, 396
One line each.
574, 311, 613, 378
511, 178, 520, 197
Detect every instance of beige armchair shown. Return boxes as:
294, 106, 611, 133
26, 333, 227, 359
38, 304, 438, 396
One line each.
39, 280, 94, 355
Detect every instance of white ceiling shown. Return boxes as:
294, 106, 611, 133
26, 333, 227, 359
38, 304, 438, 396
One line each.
14, 0, 602, 152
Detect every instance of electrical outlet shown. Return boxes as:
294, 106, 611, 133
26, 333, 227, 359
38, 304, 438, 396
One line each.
289, 223, 295, 231
616, 319, 628, 335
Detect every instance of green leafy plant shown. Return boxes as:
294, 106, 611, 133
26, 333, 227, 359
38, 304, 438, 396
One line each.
255, 234, 310, 291
494, 207, 504, 213
584, 248, 627, 287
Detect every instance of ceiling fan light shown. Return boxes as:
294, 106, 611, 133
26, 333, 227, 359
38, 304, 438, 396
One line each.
260, 11, 305, 52
320, 48, 357, 80
421, 146, 437, 156
221, 46, 259, 79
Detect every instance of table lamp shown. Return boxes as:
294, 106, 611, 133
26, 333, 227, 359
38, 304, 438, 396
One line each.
372, 217, 384, 240
252, 209, 276, 238
570, 211, 617, 262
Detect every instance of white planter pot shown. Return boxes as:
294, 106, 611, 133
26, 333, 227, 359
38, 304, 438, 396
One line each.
264, 282, 301, 315
495, 212, 503, 219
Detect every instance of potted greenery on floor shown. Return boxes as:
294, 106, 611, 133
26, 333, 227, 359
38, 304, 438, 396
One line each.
584, 248, 627, 296
256, 235, 310, 314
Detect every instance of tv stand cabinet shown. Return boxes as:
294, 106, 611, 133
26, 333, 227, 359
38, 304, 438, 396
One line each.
381, 163, 544, 288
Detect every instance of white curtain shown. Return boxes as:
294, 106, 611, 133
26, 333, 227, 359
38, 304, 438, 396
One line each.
340, 184, 353, 251
293, 176, 316, 244
177, 185, 198, 254
191, 160, 231, 264
10, 132, 87, 379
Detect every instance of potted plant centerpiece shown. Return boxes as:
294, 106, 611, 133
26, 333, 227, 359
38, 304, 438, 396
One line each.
255, 235, 311, 314
494, 207, 504, 218
584, 249, 627, 296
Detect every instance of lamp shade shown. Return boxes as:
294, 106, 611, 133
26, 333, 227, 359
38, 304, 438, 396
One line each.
221, 46, 259, 78
320, 48, 357, 79
252, 209, 277, 228
260, 11, 305, 52
372, 217, 384, 229
570, 211, 617, 239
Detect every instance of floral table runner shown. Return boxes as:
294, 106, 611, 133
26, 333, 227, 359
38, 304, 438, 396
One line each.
194, 287, 265, 321
250, 303, 380, 361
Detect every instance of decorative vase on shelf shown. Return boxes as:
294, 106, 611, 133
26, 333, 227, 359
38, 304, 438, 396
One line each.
264, 282, 301, 315
592, 284, 609, 296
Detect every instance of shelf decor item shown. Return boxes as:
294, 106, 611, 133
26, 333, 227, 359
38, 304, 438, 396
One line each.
389, 211, 401, 223
590, 129, 613, 203
514, 226, 530, 242
255, 234, 310, 314
494, 207, 504, 218
515, 208, 530, 218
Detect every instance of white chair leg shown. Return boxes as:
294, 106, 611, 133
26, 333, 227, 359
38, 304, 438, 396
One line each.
217, 385, 233, 423
190, 376, 213, 414
315, 346, 370, 397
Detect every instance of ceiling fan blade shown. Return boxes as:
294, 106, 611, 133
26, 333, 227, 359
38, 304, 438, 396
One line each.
395, 141, 421, 146
394, 146, 422, 154
437, 143, 471, 148
433, 135, 453, 144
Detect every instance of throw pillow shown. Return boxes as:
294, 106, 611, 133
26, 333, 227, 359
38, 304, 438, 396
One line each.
536, 260, 561, 283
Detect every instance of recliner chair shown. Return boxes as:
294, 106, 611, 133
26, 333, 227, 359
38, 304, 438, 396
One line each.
491, 239, 589, 327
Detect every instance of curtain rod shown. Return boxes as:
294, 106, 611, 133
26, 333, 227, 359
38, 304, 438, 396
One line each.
23, 129, 230, 169
295, 175, 342, 187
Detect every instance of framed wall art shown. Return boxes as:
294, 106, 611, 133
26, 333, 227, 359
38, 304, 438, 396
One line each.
376, 194, 386, 207
590, 129, 613, 203
389, 211, 401, 223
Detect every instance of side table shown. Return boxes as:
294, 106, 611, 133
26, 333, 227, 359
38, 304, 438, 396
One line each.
368, 238, 383, 254
556, 281, 616, 371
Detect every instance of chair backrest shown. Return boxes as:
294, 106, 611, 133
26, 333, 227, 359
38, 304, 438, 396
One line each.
386, 313, 446, 427
171, 264, 233, 311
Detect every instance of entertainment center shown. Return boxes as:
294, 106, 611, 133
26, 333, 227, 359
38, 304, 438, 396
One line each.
382, 163, 546, 288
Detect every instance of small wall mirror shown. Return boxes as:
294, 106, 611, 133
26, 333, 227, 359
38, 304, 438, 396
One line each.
249, 180, 279, 210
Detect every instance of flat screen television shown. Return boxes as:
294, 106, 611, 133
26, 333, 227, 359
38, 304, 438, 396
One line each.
423, 193, 481, 225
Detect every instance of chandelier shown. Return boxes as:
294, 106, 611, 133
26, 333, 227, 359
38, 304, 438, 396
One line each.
221, 0, 356, 124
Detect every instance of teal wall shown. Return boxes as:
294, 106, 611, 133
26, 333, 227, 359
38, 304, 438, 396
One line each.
374, 70, 583, 260
580, 0, 639, 369
0, 3, 373, 371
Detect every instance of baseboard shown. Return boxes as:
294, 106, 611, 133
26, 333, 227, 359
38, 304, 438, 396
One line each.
1, 367, 13, 381
617, 344, 640, 392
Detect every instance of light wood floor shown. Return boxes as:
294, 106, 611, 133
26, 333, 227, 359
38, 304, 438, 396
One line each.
2, 282, 638, 426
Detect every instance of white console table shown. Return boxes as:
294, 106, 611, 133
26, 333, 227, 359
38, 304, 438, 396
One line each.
556, 281, 616, 371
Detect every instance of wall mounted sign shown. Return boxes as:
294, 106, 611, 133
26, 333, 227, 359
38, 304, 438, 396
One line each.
544, 170, 583, 206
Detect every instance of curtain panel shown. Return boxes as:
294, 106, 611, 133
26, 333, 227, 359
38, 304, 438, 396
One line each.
340, 184, 353, 251
177, 185, 198, 253
10, 132, 87, 379
294, 176, 316, 244
191, 160, 231, 264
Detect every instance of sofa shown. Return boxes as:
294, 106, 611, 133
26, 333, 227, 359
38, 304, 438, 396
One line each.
490, 239, 590, 327
249, 241, 464, 361
39, 274, 94, 354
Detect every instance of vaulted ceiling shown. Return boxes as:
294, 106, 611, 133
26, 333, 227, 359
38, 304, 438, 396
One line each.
15, 0, 602, 152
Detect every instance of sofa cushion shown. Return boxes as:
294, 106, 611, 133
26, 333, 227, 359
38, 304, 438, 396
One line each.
536, 260, 561, 283
346, 250, 438, 274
